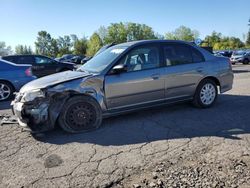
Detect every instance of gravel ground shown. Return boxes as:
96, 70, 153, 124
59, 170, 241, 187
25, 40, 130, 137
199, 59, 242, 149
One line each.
0, 65, 250, 188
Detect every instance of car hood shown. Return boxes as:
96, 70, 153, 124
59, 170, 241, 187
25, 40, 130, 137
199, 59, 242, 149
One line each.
20, 70, 91, 93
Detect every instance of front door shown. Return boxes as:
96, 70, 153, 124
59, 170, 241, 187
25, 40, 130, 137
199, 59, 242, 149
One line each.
105, 45, 165, 109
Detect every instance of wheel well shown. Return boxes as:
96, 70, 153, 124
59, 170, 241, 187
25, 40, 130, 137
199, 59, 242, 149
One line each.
0, 79, 16, 91
203, 76, 221, 87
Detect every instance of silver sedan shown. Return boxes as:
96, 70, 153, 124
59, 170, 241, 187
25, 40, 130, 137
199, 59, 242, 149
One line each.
12, 40, 234, 133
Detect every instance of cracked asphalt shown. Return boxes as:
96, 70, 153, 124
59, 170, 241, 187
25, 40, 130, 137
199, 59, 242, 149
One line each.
0, 65, 250, 188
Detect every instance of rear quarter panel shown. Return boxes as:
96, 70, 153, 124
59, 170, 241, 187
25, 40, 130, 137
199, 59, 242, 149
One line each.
0, 63, 35, 91
214, 57, 234, 93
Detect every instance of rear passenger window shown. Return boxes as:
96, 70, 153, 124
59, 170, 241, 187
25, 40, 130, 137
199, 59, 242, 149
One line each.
17, 56, 34, 64
2, 56, 16, 63
192, 49, 205, 63
164, 44, 203, 66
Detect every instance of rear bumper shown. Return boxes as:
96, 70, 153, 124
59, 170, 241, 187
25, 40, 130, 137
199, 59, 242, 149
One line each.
219, 71, 234, 93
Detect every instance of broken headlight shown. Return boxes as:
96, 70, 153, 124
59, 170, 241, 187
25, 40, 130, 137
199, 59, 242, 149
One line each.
21, 89, 45, 102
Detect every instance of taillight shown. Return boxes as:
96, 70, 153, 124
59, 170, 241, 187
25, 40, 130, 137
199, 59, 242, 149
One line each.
25, 67, 32, 76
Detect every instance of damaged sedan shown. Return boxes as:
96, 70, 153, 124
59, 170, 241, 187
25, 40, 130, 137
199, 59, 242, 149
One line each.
12, 40, 234, 133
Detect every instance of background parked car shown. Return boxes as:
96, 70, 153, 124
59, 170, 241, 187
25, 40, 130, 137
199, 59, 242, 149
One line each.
1, 55, 75, 78
69, 55, 86, 64
230, 51, 250, 64
55, 54, 76, 62
0, 59, 35, 101
81, 56, 92, 64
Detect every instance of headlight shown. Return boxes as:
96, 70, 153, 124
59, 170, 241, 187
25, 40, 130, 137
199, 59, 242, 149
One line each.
21, 89, 45, 102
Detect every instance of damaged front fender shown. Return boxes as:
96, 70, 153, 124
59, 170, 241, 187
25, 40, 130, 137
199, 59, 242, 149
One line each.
14, 75, 106, 133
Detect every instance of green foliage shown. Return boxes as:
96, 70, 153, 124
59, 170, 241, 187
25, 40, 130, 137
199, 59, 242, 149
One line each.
15, 45, 33, 55
73, 37, 88, 55
87, 33, 103, 56
31, 23, 248, 58
165, 26, 199, 41
35, 31, 53, 56
246, 19, 250, 47
0, 42, 12, 56
103, 22, 157, 44
57, 35, 73, 57
202, 31, 244, 50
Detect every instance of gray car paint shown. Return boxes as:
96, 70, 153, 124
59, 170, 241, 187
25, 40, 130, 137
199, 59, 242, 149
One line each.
12, 40, 234, 132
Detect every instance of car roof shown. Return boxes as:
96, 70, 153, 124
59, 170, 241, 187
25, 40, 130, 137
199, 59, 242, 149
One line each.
0, 59, 31, 67
2, 54, 51, 58
115, 39, 196, 47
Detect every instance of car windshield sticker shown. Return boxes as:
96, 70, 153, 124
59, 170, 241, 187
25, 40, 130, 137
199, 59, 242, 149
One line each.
111, 49, 125, 54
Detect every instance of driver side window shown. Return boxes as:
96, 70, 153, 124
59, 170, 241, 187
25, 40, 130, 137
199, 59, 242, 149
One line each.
120, 46, 160, 72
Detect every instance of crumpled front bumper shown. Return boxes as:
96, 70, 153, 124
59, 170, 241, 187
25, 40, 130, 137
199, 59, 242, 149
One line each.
12, 98, 51, 133
11, 92, 55, 133
12, 91, 70, 133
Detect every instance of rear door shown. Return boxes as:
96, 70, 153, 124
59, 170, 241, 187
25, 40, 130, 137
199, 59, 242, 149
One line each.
162, 43, 206, 99
105, 44, 165, 109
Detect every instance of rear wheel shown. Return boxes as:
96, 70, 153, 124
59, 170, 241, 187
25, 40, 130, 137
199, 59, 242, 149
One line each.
0, 81, 14, 101
193, 79, 218, 108
58, 96, 102, 133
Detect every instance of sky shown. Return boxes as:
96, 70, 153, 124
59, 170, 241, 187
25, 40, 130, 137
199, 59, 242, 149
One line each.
0, 0, 249, 50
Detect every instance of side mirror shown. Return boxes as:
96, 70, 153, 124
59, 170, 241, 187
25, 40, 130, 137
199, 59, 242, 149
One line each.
111, 64, 127, 74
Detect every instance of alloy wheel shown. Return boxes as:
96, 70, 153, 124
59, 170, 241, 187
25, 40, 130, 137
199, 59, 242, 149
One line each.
200, 83, 216, 105
0, 83, 11, 101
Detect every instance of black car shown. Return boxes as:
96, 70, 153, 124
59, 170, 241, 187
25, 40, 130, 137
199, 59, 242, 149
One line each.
2, 55, 75, 78
69, 55, 86, 64
55, 54, 76, 62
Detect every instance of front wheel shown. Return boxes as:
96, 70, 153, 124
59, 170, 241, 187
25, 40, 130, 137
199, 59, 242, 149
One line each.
193, 79, 218, 108
243, 59, 249, 65
58, 96, 102, 133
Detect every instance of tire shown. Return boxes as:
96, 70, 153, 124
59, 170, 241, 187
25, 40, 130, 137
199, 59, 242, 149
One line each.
192, 79, 218, 108
243, 59, 249, 65
0, 81, 14, 101
58, 95, 102, 133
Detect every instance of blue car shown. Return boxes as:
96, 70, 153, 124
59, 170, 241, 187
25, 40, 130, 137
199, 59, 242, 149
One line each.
0, 59, 36, 101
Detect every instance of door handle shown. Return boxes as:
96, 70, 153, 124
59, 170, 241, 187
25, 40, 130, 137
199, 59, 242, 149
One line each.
196, 67, 203, 73
151, 74, 160, 80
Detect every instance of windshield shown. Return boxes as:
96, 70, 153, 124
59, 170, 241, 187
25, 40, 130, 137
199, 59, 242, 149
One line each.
78, 46, 127, 73
233, 51, 245, 56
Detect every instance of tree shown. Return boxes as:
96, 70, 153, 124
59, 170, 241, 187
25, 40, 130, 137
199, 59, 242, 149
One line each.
0, 42, 12, 56
49, 39, 59, 57
35, 31, 53, 56
73, 37, 88, 55
202, 31, 222, 47
104, 22, 128, 44
246, 18, 250, 47
87, 33, 103, 56
97, 26, 108, 44
202, 32, 244, 50
57, 35, 73, 56
15, 45, 33, 55
104, 22, 157, 44
165, 26, 199, 41
126, 23, 156, 41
